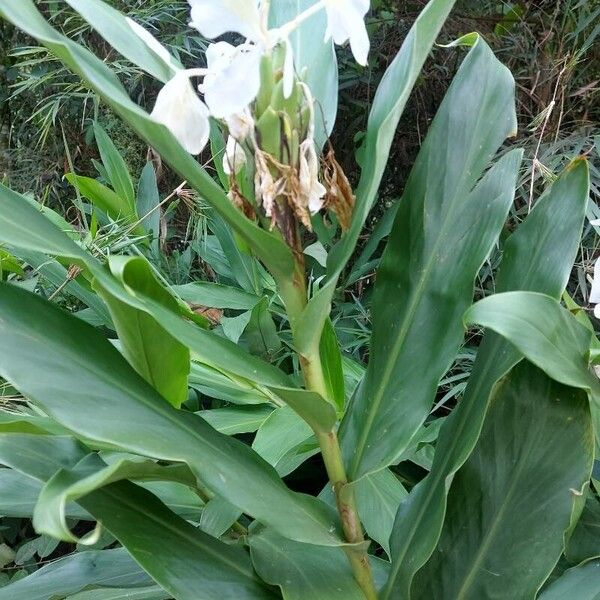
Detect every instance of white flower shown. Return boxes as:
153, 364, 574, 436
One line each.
188, 0, 264, 42
590, 257, 600, 318
223, 136, 247, 175
150, 71, 210, 155
323, 0, 370, 65
200, 42, 263, 119
299, 139, 326, 214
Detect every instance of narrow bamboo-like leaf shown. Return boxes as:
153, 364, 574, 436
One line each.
411, 362, 594, 599
295, 0, 457, 357
538, 561, 600, 600
341, 33, 521, 479
92, 123, 135, 211
0, 0, 296, 286
385, 158, 590, 599
0, 285, 343, 546
63, 0, 181, 82
0, 548, 152, 600
0, 434, 277, 599
464, 291, 600, 395
95, 256, 190, 407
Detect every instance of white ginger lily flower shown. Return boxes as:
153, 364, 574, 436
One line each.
323, 0, 370, 65
299, 139, 326, 214
151, 70, 210, 155
126, 18, 210, 154
200, 42, 263, 119
223, 136, 247, 176
187, 0, 296, 100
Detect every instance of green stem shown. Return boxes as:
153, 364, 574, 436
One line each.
280, 260, 378, 600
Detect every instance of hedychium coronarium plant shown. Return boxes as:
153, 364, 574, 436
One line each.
0, 0, 598, 599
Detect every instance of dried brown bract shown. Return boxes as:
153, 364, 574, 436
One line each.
323, 147, 355, 231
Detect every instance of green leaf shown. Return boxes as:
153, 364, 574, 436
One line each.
0, 434, 276, 599
136, 162, 161, 249
385, 158, 590, 598
351, 469, 407, 557
319, 318, 345, 411
249, 526, 391, 600
174, 282, 261, 311
64, 174, 141, 233
0, 183, 291, 391
95, 256, 190, 407
92, 123, 135, 211
252, 407, 315, 476
0, 0, 295, 287
538, 561, 600, 600
295, 0, 458, 359
0, 469, 87, 519
33, 453, 197, 544
62, 0, 181, 82
464, 291, 600, 395
566, 495, 600, 564
66, 587, 169, 600
341, 35, 521, 480
0, 182, 86, 262
200, 496, 243, 538
243, 297, 282, 359
0, 284, 343, 547
199, 406, 274, 436
411, 362, 594, 599
0, 548, 152, 600
270, 0, 338, 149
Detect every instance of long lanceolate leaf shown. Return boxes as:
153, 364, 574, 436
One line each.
412, 362, 594, 599
340, 35, 521, 480
0, 435, 275, 600
0, 0, 295, 287
384, 159, 590, 598
0, 283, 344, 547
295, 0, 457, 358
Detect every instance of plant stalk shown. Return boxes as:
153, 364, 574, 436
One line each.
283, 266, 378, 600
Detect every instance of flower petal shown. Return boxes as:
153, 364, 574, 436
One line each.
202, 43, 263, 119
151, 72, 210, 155
223, 136, 247, 175
590, 258, 600, 304
188, 0, 263, 42
283, 38, 295, 98
324, 0, 370, 65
